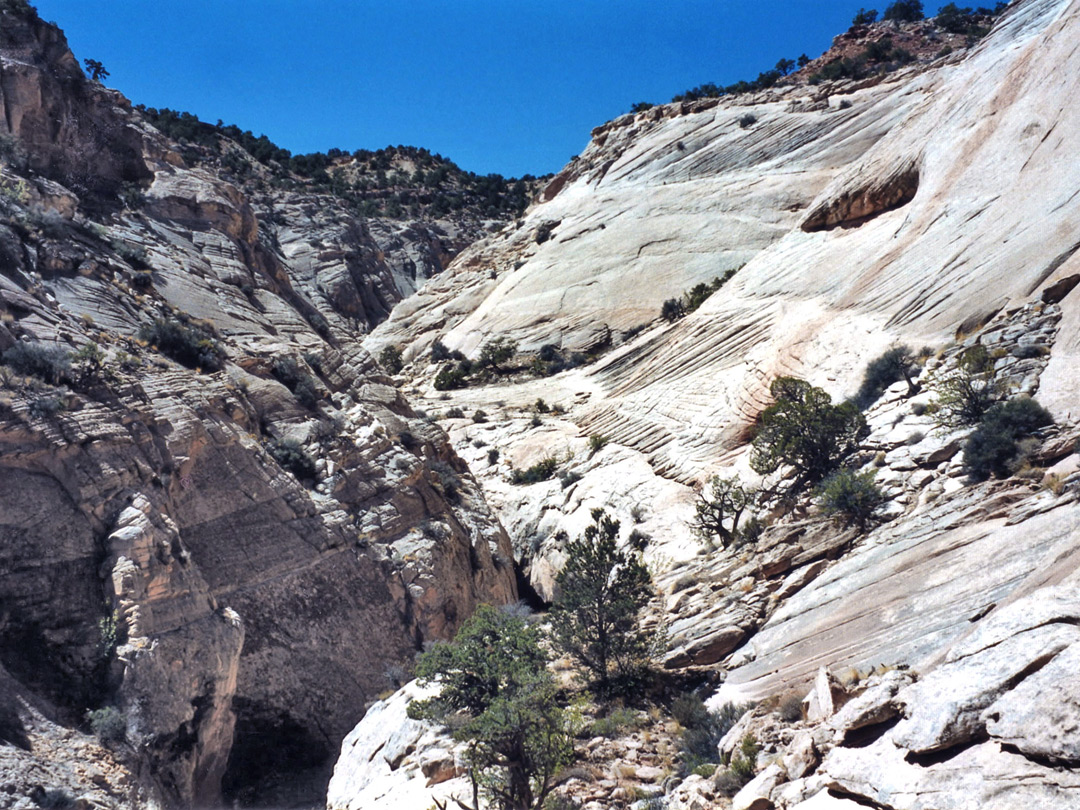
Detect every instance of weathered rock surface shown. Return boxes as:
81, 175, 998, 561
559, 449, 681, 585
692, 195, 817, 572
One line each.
0, 7, 518, 807
326, 681, 472, 810
373, 0, 1080, 485
0, 660, 162, 810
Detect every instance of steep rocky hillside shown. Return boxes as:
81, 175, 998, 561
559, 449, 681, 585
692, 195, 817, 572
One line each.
5, 0, 1080, 809
0, 3, 517, 807
352, 0, 1080, 807
130, 110, 546, 330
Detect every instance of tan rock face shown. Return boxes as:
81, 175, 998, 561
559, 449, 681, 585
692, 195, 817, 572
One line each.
0, 10, 517, 807
0, 8, 155, 197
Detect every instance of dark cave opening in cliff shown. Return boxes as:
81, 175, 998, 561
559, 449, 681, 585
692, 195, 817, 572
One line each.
221, 701, 332, 808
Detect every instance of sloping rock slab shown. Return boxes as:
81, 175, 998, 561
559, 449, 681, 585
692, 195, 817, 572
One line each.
820, 736, 1080, 810
893, 624, 1080, 754
983, 641, 1080, 763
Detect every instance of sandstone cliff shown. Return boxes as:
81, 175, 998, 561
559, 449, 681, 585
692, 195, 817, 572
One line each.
340, 1, 1080, 807
0, 5, 516, 806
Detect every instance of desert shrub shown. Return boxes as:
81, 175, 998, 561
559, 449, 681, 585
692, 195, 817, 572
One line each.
661, 269, 740, 323
34, 788, 75, 809
472, 409, 488, 423
511, 457, 559, 485
2, 342, 71, 384
852, 7, 879, 24
627, 529, 650, 551
432, 460, 462, 504
559, 470, 583, 490
530, 414, 542, 428
487, 448, 500, 465
855, 346, 918, 409
111, 239, 147, 267
534, 398, 550, 413
434, 362, 469, 390
738, 113, 757, 129
963, 397, 1053, 480
816, 469, 886, 529
588, 434, 609, 455
751, 377, 866, 491
589, 707, 646, 738
445, 406, 465, 419
728, 734, 760, 782
271, 355, 320, 408
378, 345, 404, 374
28, 206, 68, 237
662, 298, 685, 322
86, 706, 125, 745
268, 438, 317, 480
677, 697, 751, 775
479, 336, 517, 372
935, 2, 995, 33
430, 339, 451, 361
933, 364, 998, 426
1012, 343, 1049, 359
779, 695, 803, 723
139, 319, 225, 372
883, 0, 924, 20
738, 516, 767, 546
28, 394, 66, 419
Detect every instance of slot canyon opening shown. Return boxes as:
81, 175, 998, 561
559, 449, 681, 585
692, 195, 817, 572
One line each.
221, 702, 332, 808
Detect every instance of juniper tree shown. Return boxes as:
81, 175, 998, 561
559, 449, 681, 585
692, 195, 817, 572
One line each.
409, 605, 574, 810
549, 509, 654, 694
750, 377, 866, 491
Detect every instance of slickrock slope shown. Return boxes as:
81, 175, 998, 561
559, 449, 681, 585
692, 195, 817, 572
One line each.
372, 0, 1080, 475
0, 6, 515, 807
337, 3, 1080, 808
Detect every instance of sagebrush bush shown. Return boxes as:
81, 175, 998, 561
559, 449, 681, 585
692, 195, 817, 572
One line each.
2, 342, 71, 384
816, 469, 885, 529
511, 457, 558, 484
268, 438, 317, 480
271, 355, 320, 407
933, 367, 998, 426
963, 397, 1053, 480
434, 362, 470, 390
86, 706, 125, 745
479, 336, 517, 372
139, 319, 225, 372
677, 697, 751, 775
589, 707, 646, 738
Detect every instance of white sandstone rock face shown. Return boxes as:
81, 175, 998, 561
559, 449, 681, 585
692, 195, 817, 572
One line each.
326, 681, 472, 810
373, 0, 1080, 487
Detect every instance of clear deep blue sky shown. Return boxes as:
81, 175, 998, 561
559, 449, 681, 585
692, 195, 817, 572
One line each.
33, 0, 876, 178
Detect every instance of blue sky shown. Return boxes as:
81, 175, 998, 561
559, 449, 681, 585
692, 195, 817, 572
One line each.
34, 1, 880, 177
